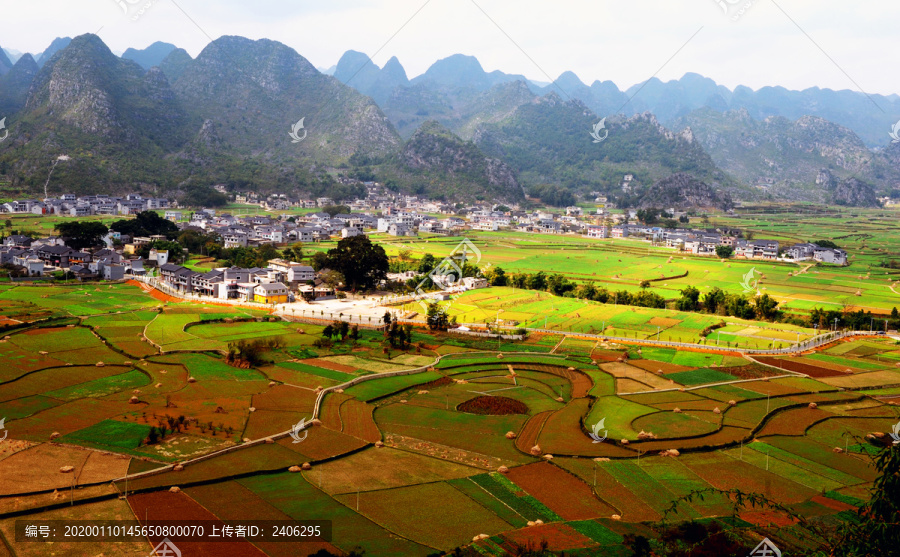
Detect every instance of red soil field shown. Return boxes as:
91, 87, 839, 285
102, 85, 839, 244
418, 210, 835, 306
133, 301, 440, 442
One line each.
276, 425, 367, 461
319, 393, 353, 430
458, 395, 529, 415
506, 461, 617, 520
186, 481, 341, 557
251, 385, 317, 413
500, 522, 597, 551
525, 364, 593, 398
631, 425, 750, 451
299, 358, 358, 373
754, 357, 848, 378
128, 490, 267, 557
630, 359, 694, 374
339, 399, 382, 443
811, 494, 857, 512
739, 509, 799, 528
515, 411, 553, 453
756, 407, 833, 437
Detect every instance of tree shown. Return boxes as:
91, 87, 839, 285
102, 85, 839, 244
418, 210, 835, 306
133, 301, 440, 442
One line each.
754, 293, 779, 320
322, 325, 335, 339
137, 240, 184, 263
675, 286, 701, 311
703, 287, 726, 314
714, 245, 734, 259
54, 221, 109, 250
830, 444, 900, 555
319, 269, 345, 290
426, 302, 452, 331
281, 245, 303, 262
110, 211, 178, 239
321, 205, 351, 218
310, 251, 330, 271
180, 186, 227, 207
325, 235, 389, 291
483, 266, 507, 286
416, 254, 437, 274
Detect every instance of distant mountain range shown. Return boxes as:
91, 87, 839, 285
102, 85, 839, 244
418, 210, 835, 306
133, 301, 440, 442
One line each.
0, 36, 898, 205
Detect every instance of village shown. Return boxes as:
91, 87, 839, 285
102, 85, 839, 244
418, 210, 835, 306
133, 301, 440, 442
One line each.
0, 183, 848, 304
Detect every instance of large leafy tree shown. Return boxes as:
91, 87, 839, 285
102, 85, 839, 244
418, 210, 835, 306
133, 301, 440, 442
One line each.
54, 221, 109, 250
325, 235, 388, 291
110, 211, 178, 239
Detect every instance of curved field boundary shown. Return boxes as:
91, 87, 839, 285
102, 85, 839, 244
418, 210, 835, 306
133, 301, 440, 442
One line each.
515, 410, 554, 453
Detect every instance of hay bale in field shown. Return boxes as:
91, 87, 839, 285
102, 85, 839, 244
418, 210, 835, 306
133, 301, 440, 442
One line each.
311, 419, 322, 426
505, 431, 517, 439
288, 466, 302, 473
268, 381, 277, 387
129, 396, 140, 404
527, 521, 536, 527
335, 389, 344, 394
713, 407, 721, 414
265, 438, 274, 444
660, 449, 680, 457
673, 407, 681, 413
418, 390, 429, 395
243, 438, 251, 443
160, 370, 167, 374
620, 439, 629, 445
728, 400, 737, 406
50, 432, 61, 440
249, 407, 256, 412
124, 361, 132, 366
39, 350, 48, 355
529, 445, 542, 456
96, 362, 105, 367
534, 520, 543, 525
173, 464, 184, 471
555, 396, 564, 402
567, 367, 575, 372
169, 486, 181, 493
301, 462, 312, 471
374, 441, 384, 448
498, 465, 509, 474
59, 466, 75, 473
593, 457, 610, 462
808, 402, 818, 409
155, 383, 162, 388
637, 430, 657, 440
187, 377, 196, 383
542, 454, 554, 460
497, 353, 504, 359
611, 514, 621, 520
833, 447, 844, 453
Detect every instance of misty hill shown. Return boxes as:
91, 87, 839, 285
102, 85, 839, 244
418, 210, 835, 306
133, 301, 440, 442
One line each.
673, 108, 898, 201
471, 95, 741, 198
0, 55, 39, 115
35, 37, 72, 68
122, 41, 177, 70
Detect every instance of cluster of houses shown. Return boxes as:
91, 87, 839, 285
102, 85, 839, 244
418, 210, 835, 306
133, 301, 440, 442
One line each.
156, 259, 326, 304
2, 194, 172, 216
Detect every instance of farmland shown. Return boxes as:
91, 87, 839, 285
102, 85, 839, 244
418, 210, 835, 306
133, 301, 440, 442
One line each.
0, 266, 897, 555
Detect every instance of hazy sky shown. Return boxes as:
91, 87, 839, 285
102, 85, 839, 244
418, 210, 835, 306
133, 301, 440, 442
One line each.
3, 0, 898, 96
